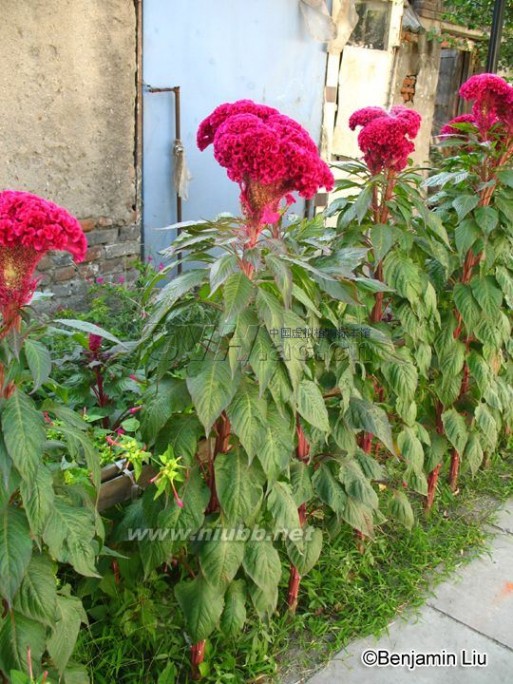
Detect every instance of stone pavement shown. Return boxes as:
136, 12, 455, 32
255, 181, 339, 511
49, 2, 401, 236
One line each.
306, 500, 513, 684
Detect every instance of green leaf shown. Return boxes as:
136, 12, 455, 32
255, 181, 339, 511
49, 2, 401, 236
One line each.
312, 464, 346, 515
464, 432, 484, 476
497, 169, 513, 188
382, 360, 418, 400
339, 460, 378, 510
390, 491, 414, 530
215, 452, 263, 525
495, 266, 513, 308
475, 206, 499, 235
2, 390, 45, 486
297, 380, 330, 433
23, 339, 52, 391
0, 611, 46, 675
199, 538, 245, 590
141, 378, 192, 444
186, 359, 240, 434
404, 467, 428, 496
370, 224, 396, 262
242, 540, 282, 594
257, 409, 294, 484
0, 508, 32, 606
383, 252, 424, 306
43, 498, 98, 577
165, 413, 204, 462
442, 409, 468, 455
266, 254, 292, 307
226, 381, 267, 460
248, 327, 278, 393
47, 591, 87, 674
468, 352, 492, 395
347, 398, 395, 454
19, 465, 54, 538
475, 403, 498, 452
210, 254, 239, 294
290, 462, 314, 506
220, 579, 246, 637
470, 276, 502, 313
285, 527, 323, 575
267, 482, 300, 532
453, 283, 481, 329
291, 284, 322, 317
397, 429, 425, 472
340, 184, 373, 226
53, 318, 125, 347
342, 496, 374, 537
14, 554, 57, 627
223, 272, 254, 323
424, 433, 449, 472
452, 194, 479, 221
175, 576, 225, 642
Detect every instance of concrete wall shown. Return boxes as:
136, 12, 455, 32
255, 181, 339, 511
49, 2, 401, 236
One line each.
0, 0, 139, 308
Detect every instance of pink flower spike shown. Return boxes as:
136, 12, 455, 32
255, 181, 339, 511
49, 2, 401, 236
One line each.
172, 482, 184, 508
106, 435, 121, 446
115, 427, 125, 435
96, 276, 104, 285
129, 406, 142, 414
117, 275, 125, 284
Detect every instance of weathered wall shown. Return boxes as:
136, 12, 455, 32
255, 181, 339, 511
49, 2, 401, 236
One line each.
0, 0, 139, 308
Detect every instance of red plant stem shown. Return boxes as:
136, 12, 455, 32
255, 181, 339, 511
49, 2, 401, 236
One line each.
191, 640, 206, 680
449, 449, 460, 492
205, 412, 231, 515
287, 420, 310, 613
426, 463, 441, 510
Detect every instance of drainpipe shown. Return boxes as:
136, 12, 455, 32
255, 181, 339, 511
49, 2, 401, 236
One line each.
485, 0, 506, 72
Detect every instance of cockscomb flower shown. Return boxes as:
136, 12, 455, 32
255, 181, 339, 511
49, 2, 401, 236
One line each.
197, 100, 334, 240
459, 73, 513, 137
439, 113, 477, 138
349, 105, 422, 175
0, 190, 87, 330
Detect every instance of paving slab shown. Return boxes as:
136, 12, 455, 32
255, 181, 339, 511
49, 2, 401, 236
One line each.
428, 532, 513, 648
307, 606, 513, 683
305, 500, 513, 684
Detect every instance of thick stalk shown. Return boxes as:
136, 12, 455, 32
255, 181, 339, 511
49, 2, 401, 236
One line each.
449, 449, 460, 492
426, 401, 445, 510
191, 640, 206, 680
287, 418, 310, 613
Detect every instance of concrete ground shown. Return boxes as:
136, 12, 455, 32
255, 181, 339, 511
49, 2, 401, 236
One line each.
306, 501, 513, 684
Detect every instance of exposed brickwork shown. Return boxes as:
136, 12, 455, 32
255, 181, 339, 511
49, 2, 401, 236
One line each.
37, 216, 141, 311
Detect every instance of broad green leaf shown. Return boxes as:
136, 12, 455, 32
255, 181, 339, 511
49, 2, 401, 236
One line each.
312, 464, 346, 515
141, 378, 192, 443
266, 254, 292, 307
383, 252, 423, 306
442, 409, 468, 455
257, 409, 294, 484
290, 462, 314, 506
157, 465, 210, 539
370, 224, 396, 262
415, 343, 432, 378
2, 390, 45, 486
346, 397, 395, 454
215, 452, 263, 525
398, 430, 424, 472
424, 433, 449, 472
20, 465, 54, 537
339, 461, 378, 510
470, 276, 502, 313
454, 218, 479, 258
475, 403, 498, 452
453, 283, 481, 330
497, 169, 513, 188
0, 508, 32, 605
0, 611, 46, 675
175, 576, 225, 642
53, 318, 125, 347
210, 254, 239, 294
23, 339, 51, 391
342, 496, 374, 537
297, 380, 330, 433
390, 491, 414, 530
495, 266, 513, 308
186, 359, 240, 434
452, 194, 479, 221
223, 272, 254, 322
199, 538, 245, 590
248, 327, 278, 393
47, 591, 87, 674
220, 579, 246, 637
242, 540, 281, 594
356, 452, 385, 480
291, 283, 322, 317
475, 206, 499, 235
464, 432, 484, 476
340, 184, 373, 226
164, 413, 204, 463
404, 467, 428, 496
285, 527, 323, 575
14, 554, 57, 627
226, 381, 267, 460
43, 498, 98, 577
468, 352, 492, 395
382, 360, 417, 400
267, 482, 300, 532
250, 583, 278, 617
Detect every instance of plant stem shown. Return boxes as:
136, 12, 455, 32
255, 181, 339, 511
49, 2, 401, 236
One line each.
191, 640, 206, 680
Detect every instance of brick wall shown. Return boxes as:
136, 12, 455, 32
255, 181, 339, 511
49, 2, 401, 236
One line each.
37, 217, 141, 310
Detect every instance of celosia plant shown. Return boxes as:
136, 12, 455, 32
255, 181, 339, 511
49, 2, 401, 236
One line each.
0, 190, 87, 334
348, 105, 421, 176
197, 99, 334, 246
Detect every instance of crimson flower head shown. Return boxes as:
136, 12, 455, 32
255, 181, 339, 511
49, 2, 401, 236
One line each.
197, 100, 334, 232
459, 73, 513, 138
0, 190, 87, 329
349, 105, 422, 175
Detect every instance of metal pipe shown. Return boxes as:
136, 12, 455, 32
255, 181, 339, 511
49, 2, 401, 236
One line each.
485, 0, 506, 73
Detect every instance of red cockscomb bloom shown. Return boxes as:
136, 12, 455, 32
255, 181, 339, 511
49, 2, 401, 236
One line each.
0, 190, 87, 330
197, 100, 334, 238
459, 73, 513, 137
439, 113, 477, 138
349, 105, 422, 175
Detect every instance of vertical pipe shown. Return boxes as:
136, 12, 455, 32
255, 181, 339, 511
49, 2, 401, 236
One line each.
485, 0, 506, 73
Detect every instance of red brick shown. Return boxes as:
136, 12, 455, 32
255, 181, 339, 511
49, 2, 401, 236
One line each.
79, 218, 96, 233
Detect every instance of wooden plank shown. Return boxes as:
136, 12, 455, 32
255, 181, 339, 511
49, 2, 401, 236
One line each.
98, 464, 156, 511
